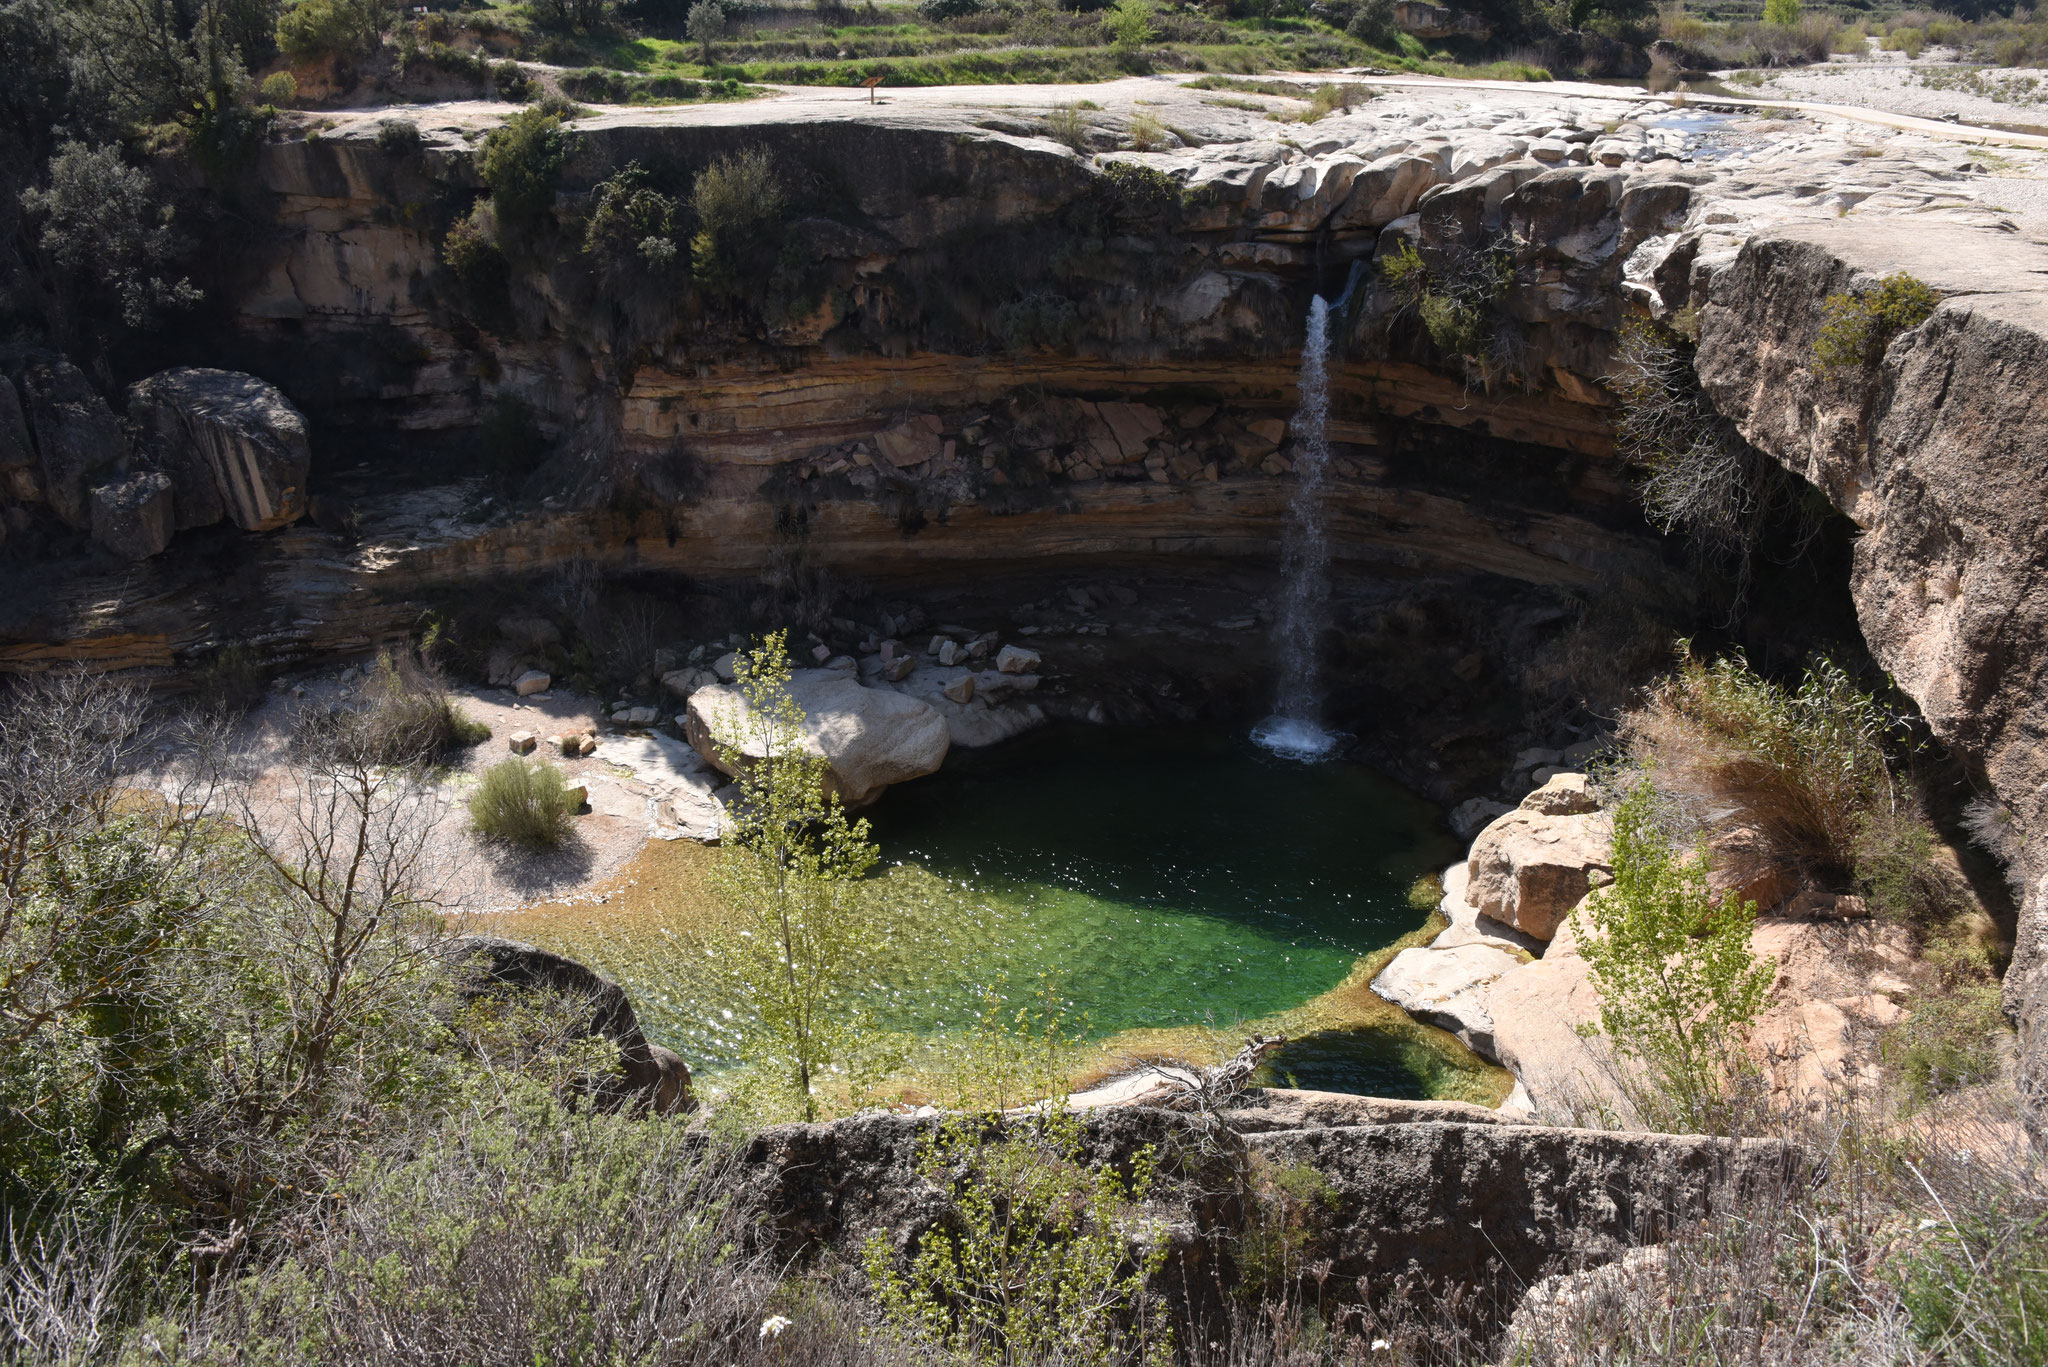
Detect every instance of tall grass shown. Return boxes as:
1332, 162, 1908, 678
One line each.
1618, 649, 1900, 878
469, 757, 577, 848
357, 650, 493, 766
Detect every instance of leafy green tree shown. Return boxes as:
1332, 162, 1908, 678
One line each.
686, 0, 722, 64
20, 141, 201, 330
477, 105, 568, 229
274, 0, 385, 62
706, 631, 878, 1121
1571, 784, 1775, 1125
1763, 0, 1801, 26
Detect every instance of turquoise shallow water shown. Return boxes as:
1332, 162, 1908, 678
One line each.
544, 723, 1471, 1098
863, 725, 1459, 1068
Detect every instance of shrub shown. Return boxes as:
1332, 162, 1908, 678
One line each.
1885, 980, 2007, 1105
1102, 0, 1154, 48
1127, 108, 1169, 150
172, 1085, 816, 1364
358, 650, 492, 764
493, 58, 532, 100
1381, 239, 1512, 364
690, 146, 783, 286
866, 1109, 1169, 1364
442, 201, 512, 327
375, 116, 421, 154
1347, 0, 1395, 45
1763, 0, 1800, 26
276, 0, 388, 63
1305, 81, 1370, 120
1813, 272, 1939, 376
259, 70, 299, 106
918, 0, 984, 17
1620, 649, 1900, 877
477, 105, 569, 228
1571, 783, 1775, 1128
1610, 319, 1815, 609
193, 643, 268, 712
469, 757, 576, 848
1097, 159, 1180, 223
1854, 805, 1974, 926
1044, 103, 1092, 152
584, 160, 681, 278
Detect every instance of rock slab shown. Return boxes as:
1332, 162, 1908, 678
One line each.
686, 668, 950, 807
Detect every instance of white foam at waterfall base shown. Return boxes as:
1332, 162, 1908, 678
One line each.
1253, 294, 1343, 765
1250, 715, 1349, 763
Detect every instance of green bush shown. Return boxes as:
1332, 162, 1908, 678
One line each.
1763, 0, 1801, 26
1884, 981, 2007, 1105
866, 1109, 1168, 1365
1127, 108, 1168, 150
1813, 272, 1939, 376
1347, 0, 1395, 45
1102, 0, 1154, 48
358, 650, 492, 764
1380, 239, 1512, 363
374, 116, 421, 155
276, 0, 388, 63
441, 202, 513, 328
1571, 783, 1775, 1128
477, 105, 569, 228
470, 758, 577, 848
690, 146, 784, 287
1044, 103, 1092, 152
493, 59, 532, 100
584, 160, 681, 277
259, 70, 299, 106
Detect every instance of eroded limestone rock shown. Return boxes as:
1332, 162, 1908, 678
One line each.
1467, 807, 1612, 941
23, 361, 126, 529
127, 367, 310, 532
89, 471, 173, 561
686, 668, 950, 807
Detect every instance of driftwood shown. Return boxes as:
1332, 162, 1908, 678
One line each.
1149, 1034, 1286, 1112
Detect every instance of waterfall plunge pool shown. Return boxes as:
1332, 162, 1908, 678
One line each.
498, 724, 1509, 1108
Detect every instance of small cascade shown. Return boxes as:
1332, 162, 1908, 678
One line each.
1251, 295, 1346, 764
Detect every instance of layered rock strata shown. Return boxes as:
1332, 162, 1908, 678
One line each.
2, 81, 2045, 1108
742, 1099, 1797, 1302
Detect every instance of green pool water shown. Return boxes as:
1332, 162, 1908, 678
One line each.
550, 724, 1479, 1100
867, 724, 1454, 1031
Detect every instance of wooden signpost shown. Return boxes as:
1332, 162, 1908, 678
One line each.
861, 75, 884, 103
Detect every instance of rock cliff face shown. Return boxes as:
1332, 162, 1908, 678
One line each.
3, 82, 2045, 1113
740, 1094, 1796, 1305
1694, 219, 2048, 1116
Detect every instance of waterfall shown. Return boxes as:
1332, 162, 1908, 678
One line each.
1251, 295, 1345, 763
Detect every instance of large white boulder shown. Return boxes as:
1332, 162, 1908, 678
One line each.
684, 669, 950, 807
1466, 807, 1612, 941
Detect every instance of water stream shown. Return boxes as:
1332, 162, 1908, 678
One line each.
1252, 294, 1345, 763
